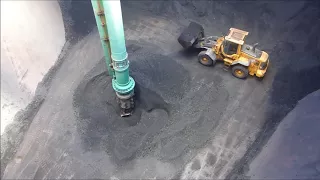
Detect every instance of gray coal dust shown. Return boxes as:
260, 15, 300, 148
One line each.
73, 45, 229, 166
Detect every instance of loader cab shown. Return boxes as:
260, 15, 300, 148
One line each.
223, 40, 239, 55
222, 28, 249, 57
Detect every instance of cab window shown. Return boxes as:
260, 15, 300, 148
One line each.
223, 40, 238, 55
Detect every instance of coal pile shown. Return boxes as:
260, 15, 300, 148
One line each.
73, 44, 229, 174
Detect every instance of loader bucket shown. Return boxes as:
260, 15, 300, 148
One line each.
177, 22, 204, 49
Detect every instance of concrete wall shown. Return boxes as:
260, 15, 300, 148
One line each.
1, 1, 66, 134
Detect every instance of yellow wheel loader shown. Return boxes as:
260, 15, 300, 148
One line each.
178, 22, 270, 79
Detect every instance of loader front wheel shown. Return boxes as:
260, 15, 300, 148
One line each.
231, 65, 249, 79
198, 51, 215, 66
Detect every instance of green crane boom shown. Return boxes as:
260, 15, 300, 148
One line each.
91, 0, 135, 117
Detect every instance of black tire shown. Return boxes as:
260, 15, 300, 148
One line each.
198, 51, 215, 66
231, 65, 249, 79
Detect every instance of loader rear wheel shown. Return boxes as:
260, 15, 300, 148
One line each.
198, 51, 215, 66
231, 65, 249, 79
